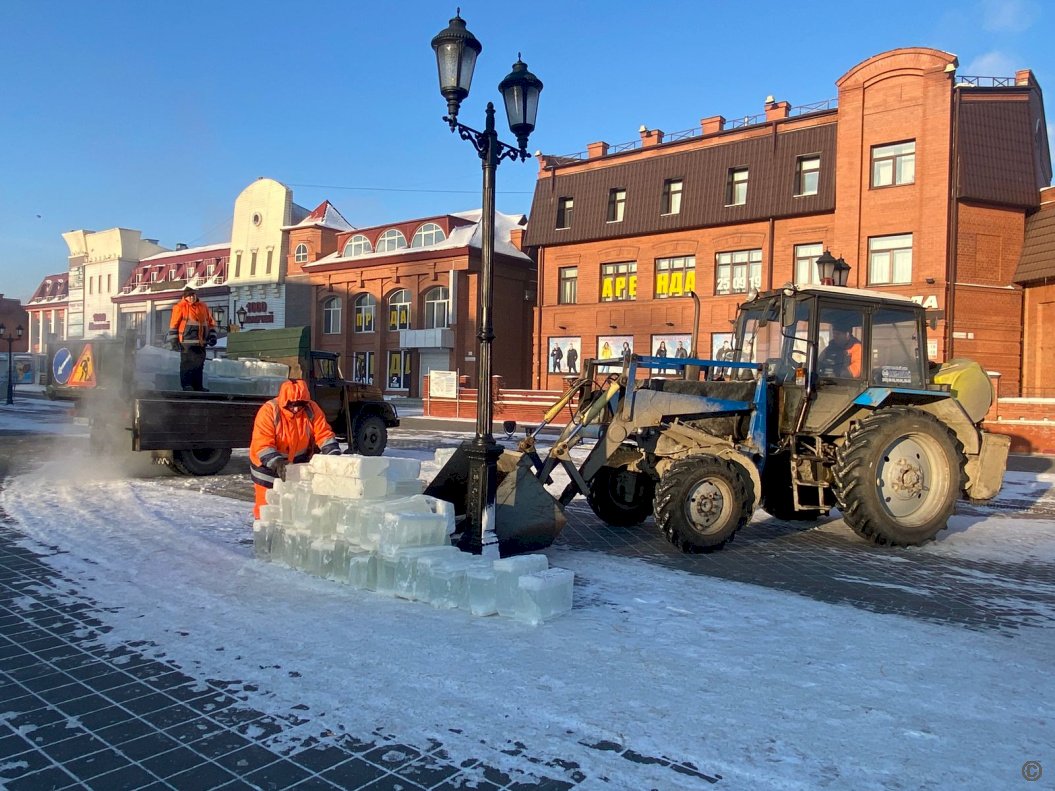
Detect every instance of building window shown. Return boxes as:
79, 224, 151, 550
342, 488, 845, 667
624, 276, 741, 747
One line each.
654, 256, 695, 298
871, 141, 915, 188
557, 197, 574, 229
726, 168, 748, 206
607, 189, 626, 223
868, 234, 913, 285
295, 243, 308, 263
377, 229, 408, 253
250, 251, 258, 277
322, 296, 342, 334
354, 293, 376, 333
795, 156, 820, 196
424, 286, 449, 329
88, 278, 93, 295
388, 288, 412, 330
151, 269, 160, 282
600, 261, 637, 302
716, 249, 762, 294
344, 235, 373, 257
352, 351, 375, 384
794, 243, 824, 285
661, 179, 683, 215
206, 263, 215, 278
266, 249, 273, 275
411, 223, 446, 247
558, 267, 578, 305
235, 252, 242, 278
387, 350, 412, 390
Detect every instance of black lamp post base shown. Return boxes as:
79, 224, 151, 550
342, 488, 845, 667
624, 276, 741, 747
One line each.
456, 438, 504, 555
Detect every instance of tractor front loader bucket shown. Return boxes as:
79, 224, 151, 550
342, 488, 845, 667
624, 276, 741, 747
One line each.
424, 444, 567, 556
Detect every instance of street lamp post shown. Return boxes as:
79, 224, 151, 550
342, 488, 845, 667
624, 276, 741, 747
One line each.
236, 306, 247, 330
431, 11, 543, 556
0, 323, 25, 405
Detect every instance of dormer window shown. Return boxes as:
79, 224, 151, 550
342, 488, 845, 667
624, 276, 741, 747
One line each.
343, 234, 373, 257
377, 229, 408, 253
295, 243, 309, 263
411, 223, 446, 247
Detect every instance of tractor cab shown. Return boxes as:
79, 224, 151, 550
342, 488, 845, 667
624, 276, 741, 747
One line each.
730, 285, 933, 435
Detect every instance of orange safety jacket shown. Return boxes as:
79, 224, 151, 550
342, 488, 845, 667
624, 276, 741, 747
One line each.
249, 379, 340, 488
168, 299, 216, 347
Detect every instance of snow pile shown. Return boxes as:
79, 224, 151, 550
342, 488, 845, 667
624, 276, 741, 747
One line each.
256, 451, 574, 624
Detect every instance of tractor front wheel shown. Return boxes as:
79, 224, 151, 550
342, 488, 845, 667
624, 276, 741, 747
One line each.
654, 455, 754, 552
587, 465, 654, 527
833, 407, 964, 546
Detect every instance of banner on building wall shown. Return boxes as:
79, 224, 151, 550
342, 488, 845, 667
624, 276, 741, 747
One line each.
547, 336, 581, 374
597, 335, 633, 362
651, 333, 692, 373
711, 332, 734, 362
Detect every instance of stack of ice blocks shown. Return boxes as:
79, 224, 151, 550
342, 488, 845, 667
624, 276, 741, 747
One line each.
253, 450, 575, 625
133, 345, 289, 395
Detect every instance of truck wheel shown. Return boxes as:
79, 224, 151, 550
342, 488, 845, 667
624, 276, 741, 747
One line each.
171, 448, 233, 476
587, 466, 654, 527
833, 407, 964, 546
352, 415, 387, 456
653, 455, 754, 552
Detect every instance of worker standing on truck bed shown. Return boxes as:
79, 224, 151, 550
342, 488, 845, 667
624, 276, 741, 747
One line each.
168, 286, 218, 391
249, 379, 341, 518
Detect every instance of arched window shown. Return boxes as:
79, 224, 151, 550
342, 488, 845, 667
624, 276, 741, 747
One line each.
411, 223, 446, 248
376, 229, 408, 253
322, 296, 342, 334
354, 293, 376, 333
424, 286, 449, 329
388, 288, 412, 331
294, 243, 309, 264
343, 234, 372, 257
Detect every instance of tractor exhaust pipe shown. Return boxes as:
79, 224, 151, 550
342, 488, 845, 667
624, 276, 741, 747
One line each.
684, 291, 702, 381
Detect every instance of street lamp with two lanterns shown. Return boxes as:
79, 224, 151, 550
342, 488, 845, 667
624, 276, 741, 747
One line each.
430, 11, 543, 555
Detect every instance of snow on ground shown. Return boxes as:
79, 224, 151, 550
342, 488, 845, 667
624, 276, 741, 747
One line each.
1, 403, 1054, 788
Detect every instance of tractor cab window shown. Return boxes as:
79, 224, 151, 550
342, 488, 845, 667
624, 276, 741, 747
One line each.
870, 307, 923, 387
730, 297, 782, 378
818, 307, 865, 380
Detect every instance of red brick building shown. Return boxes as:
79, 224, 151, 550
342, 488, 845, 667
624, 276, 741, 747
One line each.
1017, 185, 1055, 397
523, 48, 1051, 394
287, 204, 536, 396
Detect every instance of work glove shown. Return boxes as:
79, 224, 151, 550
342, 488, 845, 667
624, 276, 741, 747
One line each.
170, 339, 182, 352
206, 330, 218, 347
271, 458, 289, 481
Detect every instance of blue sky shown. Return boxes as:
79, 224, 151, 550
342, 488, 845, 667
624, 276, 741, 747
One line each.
1, 0, 1051, 301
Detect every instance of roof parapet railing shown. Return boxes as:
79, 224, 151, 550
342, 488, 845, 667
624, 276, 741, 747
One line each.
955, 75, 1017, 88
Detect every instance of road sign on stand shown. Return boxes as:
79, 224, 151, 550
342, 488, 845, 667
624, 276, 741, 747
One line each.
52, 348, 74, 386
68, 344, 96, 388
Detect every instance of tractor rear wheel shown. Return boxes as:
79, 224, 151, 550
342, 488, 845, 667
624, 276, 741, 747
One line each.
171, 448, 233, 476
653, 455, 754, 552
587, 465, 654, 526
833, 407, 964, 546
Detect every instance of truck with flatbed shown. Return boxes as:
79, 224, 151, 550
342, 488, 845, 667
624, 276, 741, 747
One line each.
46, 327, 399, 475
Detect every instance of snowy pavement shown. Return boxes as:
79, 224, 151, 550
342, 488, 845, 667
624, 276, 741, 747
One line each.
0, 398, 1053, 789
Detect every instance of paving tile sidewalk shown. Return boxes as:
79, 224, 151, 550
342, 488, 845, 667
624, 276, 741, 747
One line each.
0, 519, 577, 791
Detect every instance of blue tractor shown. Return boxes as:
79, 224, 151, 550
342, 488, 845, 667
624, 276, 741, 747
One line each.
472, 284, 1011, 554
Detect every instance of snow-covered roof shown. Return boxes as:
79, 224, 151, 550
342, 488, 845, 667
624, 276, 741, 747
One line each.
140, 242, 231, 263
282, 200, 355, 232
306, 210, 530, 268
27, 272, 69, 304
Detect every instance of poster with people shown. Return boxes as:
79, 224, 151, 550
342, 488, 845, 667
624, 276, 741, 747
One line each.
651, 334, 692, 374
597, 335, 634, 364
711, 332, 734, 362
547, 337, 581, 374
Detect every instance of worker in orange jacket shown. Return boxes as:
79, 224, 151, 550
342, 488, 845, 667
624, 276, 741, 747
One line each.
249, 378, 341, 518
168, 286, 217, 391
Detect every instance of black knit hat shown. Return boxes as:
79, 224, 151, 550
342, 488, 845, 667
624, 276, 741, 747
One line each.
183, 286, 196, 296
